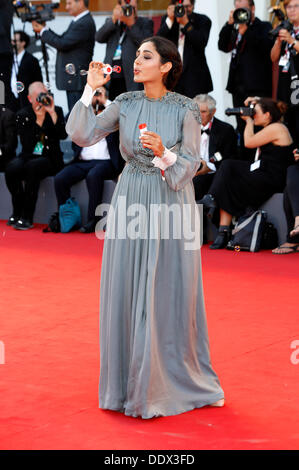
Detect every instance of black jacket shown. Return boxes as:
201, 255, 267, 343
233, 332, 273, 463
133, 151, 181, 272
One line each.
218, 18, 273, 96
16, 105, 67, 173
73, 130, 124, 174
13, 51, 43, 109
209, 117, 238, 168
157, 12, 213, 98
0, 106, 17, 169
41, 12, 96, 91
96, 17, 153, 92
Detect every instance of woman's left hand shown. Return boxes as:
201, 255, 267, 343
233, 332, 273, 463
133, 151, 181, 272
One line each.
139, 131, 165, 157
240, 113, 253, 122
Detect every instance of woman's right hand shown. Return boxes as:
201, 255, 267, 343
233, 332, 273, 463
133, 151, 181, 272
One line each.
87, 61, 110, 91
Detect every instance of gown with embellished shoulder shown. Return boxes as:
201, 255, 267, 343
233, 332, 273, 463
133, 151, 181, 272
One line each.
66, 90, 224, 419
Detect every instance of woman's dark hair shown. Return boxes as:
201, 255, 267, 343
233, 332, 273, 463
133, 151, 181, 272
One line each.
256, 97, 288, 123
139, 36, 182, 91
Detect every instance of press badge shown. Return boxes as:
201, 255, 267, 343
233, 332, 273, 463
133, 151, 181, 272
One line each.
33, 141, 44, 155
113, 44, 122, 61
250, 160, 261, 172
279, 54, 290, 72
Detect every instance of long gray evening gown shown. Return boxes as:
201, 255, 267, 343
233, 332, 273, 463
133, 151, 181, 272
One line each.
66, 90, 224, 419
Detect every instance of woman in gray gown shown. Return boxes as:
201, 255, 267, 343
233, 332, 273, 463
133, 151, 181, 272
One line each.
66, 36, 224, 419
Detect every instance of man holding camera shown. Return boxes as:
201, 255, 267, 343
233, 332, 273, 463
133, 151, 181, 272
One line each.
218, 0, 273, 158
32, 0, 96, 112
5, 81, 67, 230
157, 0, 213, 98
95, 0, 153, 101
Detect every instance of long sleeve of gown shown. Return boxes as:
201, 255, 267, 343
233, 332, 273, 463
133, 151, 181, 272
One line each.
164, 108, 201, 192
66, 98, 120, 148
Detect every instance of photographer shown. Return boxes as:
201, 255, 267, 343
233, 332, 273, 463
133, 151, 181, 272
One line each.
199, 98, 294, 249
271, 0, 299, 147
32, 0, 96, 112
5, 81, 67, 230
95, 0, 153, 100
272, 149, 299, 254
157, 0, 213, 98
218, 0, 273, 157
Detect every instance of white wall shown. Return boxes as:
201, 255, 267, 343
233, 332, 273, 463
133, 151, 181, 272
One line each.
12, 0, 270, 119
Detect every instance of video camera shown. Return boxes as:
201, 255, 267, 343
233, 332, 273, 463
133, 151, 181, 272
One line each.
121, 0, 134, 17
12, 0, 60, 23
175, 0, 185, 18
268, 6, 293, 40
233, 7, 252, 25
225, 104, 256, 118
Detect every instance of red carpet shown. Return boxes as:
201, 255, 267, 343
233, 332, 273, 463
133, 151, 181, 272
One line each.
0, 219, 298, 450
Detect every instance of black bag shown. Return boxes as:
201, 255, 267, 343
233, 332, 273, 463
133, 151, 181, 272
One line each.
226, 210, 267, 252
261, 222, 278, 250
43, 212, 61, 233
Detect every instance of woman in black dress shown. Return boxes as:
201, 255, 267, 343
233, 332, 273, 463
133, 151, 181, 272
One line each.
270, 0, 299, 147
199, 98, 293, 249
272, 149, 299, 254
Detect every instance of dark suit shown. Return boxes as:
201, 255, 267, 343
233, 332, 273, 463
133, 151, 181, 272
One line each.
218, 18, 273, 98
5, 105, 67, 222
0, 106, 17, 171
193, 117, 238, 201
55, 131, 124, 222
41, 12, 96, 111
218, 17, 273, 157
96, 17, 153, 100
11, 50, 43, 111
157, 12, 213, 98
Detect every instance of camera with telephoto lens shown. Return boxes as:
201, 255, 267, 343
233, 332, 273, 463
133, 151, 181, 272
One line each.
233, 7, 252, 25
225, 104, 256, 117
268, 7, 293, 40
36, 92, 53, 107
175, 1, 185, 18
12, 0, 60, 23
122, 0, 134, 17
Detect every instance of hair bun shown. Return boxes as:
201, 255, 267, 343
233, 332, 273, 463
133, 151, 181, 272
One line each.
276, 100, 288, 116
